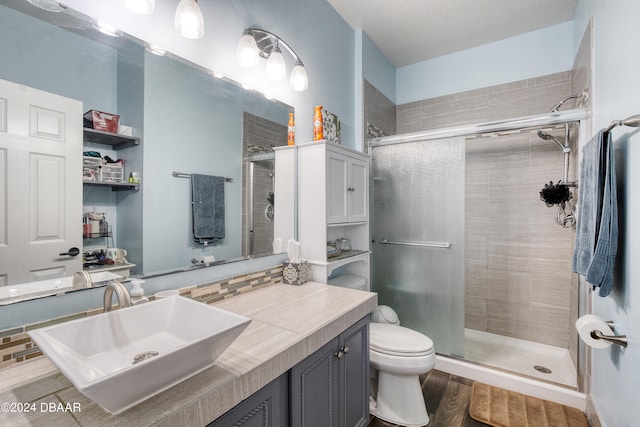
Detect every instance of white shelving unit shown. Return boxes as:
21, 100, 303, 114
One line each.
295, 141, 370, 289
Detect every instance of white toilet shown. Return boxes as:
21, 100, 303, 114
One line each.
369, 305, 435, 427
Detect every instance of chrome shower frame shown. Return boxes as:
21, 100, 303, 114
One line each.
369, 109, 588, 148
369, 109, 588, 230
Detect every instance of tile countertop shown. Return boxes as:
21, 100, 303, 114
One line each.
0, 282, 377, 427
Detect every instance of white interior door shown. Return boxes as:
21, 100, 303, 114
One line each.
0, 79, 82, 286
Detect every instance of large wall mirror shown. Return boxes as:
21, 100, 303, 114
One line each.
0, 0, 294, 305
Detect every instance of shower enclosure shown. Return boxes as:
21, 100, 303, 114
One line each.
369, 110, 586, 388
243, 153, 276, 258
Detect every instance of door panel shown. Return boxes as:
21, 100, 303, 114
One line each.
371, 137, 466, 357
290, 337, 340, 427
340, 318, 369, 427
348, 157, 368, 222
0, 79, 82, 285
326, 152, 348, 224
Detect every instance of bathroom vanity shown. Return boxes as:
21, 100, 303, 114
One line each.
0, 282, 376, 426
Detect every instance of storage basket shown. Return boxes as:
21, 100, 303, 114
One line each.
83, 110, 120, 133
101, 162, 124, 182
83, 156, 103, 182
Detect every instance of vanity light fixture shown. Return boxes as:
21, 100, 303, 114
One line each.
121, 0, 155, 14
236, 28, 309, 91
175, 0, 204, 39
265, 42, 286, 81
236, 30, 259, 67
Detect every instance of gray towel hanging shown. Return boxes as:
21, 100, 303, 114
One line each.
191, 174, 225, 244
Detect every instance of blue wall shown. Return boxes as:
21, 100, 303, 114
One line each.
142, 53, 288, 273
573, 1, 640, 425
362, 32, 396, 104
395, 22, 574, 104
62, 0, 357, 149
0, 5, 117, 114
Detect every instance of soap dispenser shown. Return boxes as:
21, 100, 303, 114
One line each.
129, 279, 149, 305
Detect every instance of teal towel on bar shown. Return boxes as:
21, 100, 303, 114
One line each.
191, 174, 225, 243
572, 130, 618, 296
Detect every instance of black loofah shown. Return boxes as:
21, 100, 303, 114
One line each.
540, 181, 571, 206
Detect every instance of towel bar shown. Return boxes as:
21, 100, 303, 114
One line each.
604, 113, 640, 133
378, 239, 451, 249
172, 171, 233, 182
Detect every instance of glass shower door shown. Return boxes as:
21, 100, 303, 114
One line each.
371, 137, 465, 357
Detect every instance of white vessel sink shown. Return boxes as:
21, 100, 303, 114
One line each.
28, 296, 251, 414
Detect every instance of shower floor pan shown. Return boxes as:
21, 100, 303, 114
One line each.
464, 328, 577, 388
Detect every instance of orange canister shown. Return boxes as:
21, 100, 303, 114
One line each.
313, 105, 323, 141
288, 112, 295, 145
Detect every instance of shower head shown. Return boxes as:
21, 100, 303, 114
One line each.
537, 130, 567, 151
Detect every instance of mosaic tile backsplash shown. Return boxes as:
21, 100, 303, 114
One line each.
0, 265, 283, 371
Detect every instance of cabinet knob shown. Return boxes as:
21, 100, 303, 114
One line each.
335, 346, 349, 359
347, 187, 355, 192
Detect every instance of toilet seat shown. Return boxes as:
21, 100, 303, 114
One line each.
370, 323, 434, 357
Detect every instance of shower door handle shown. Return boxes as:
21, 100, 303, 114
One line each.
378, 239, 451, 249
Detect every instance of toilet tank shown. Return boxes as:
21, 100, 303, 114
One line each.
370, 305, 400, 325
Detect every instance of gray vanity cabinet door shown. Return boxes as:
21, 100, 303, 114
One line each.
290, 316, 370, 427
206, 374, 288, 427
290, 336, 341, 427
339, 317, 370, 427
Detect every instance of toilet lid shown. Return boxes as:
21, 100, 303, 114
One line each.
370, 323, 434, 357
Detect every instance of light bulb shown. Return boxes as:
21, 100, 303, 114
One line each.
175, 0, 204, 39
266, 45, 286, 81
122, 0, 154, 14
236, 32, 259, 68
290, 60, 308, 91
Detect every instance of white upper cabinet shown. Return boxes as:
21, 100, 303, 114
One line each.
326, 145, 368, 224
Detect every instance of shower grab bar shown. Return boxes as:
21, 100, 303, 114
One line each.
378, 239, 451, 249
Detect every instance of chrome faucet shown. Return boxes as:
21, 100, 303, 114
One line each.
103, 281, 133, 312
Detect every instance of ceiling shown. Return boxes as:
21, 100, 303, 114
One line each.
327, 0, 578, 67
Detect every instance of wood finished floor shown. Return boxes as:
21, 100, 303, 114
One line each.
368, 369, 490, 427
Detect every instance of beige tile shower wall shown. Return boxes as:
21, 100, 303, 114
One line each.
397, 72, 573, 134
465, 132, 574, 347
364, 79, 397, 146
397, 72, 577, 348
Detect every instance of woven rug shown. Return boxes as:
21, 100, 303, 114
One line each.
469, 383, 589, 427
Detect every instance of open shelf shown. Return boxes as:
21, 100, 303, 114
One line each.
83, 128, 140, 150
83, 180, 139, 191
